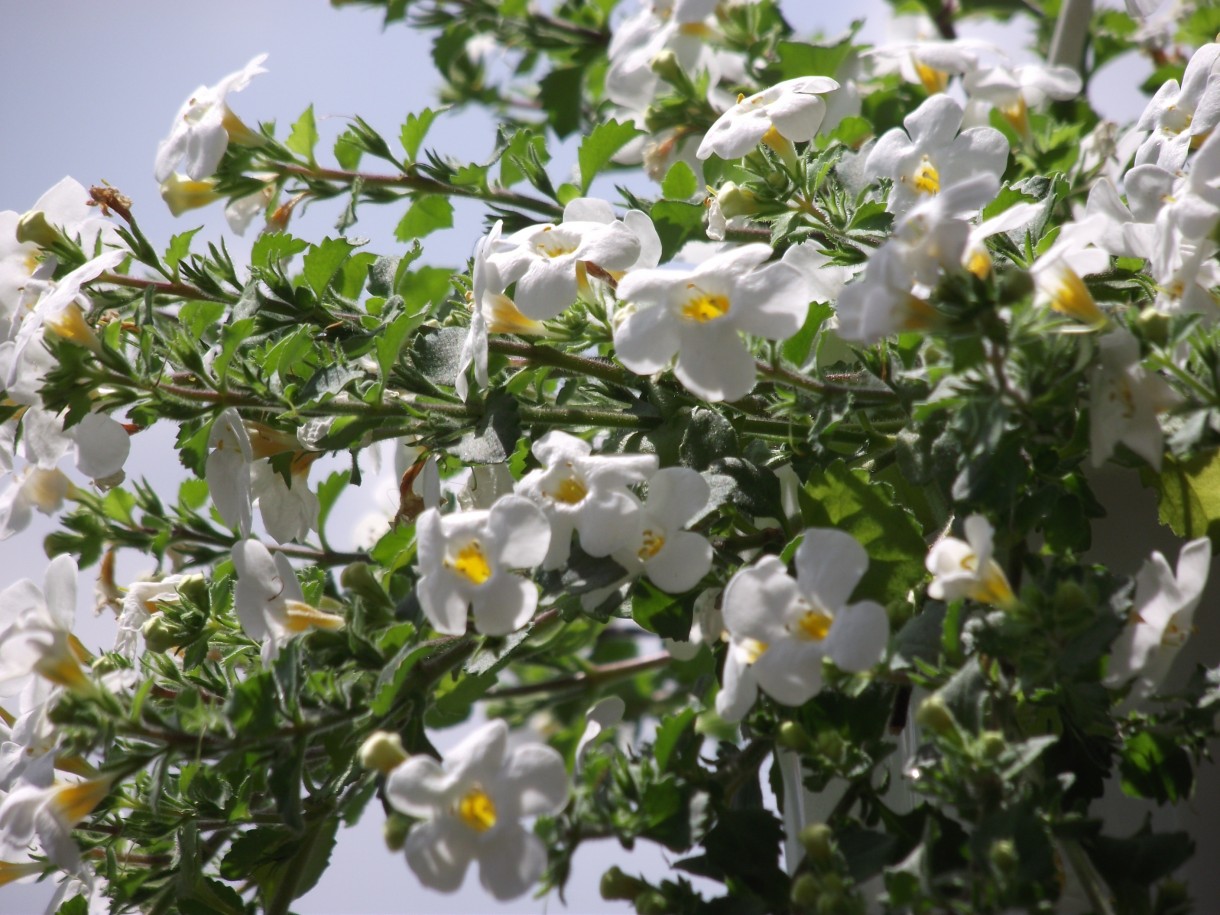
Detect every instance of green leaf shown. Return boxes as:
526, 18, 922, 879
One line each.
457, 393, 521, 464
775, 38, 854, 81
302, 237, 356, 297
1120, 731, 1194, 803
400, 107, 443, 162
334, 126, 364, 170
251, 231, 309, 270
662, 161, 698, 200
286, 105, 318, 163
632, 580, 693, 639
654, 707, 697, 771
578, 118, 642, 193
371, 640, 434, 716
539, 67, 584, 139
1147, 449, 1220, 549
226, 672, 278, 736
782, 301, 832, 367
394, 196, 454, 241
166, 227, 202, 277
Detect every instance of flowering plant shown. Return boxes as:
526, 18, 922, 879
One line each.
4, 1, 1220, 913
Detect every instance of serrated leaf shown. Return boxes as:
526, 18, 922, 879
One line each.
286, 105, 318, 163
578, 118, 642, 192
395, 196, 454, 241
539, 67, 584, 139
401, 107, 443, 162
334, 127, 364, 170
251, 232, 310, 270
302, 237, 356, 297
166, 227, 202, 276
1147, 450, 1220, 549
662, 161, 698, 200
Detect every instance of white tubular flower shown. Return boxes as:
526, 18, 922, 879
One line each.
716, 528, 889, 723
0, 775, 112, 872
0, 467, 71, 541
158, 173, 222, 217
456, 223, 502, 402
862, 16, 997, 94
154, 54, 268, 183
926, 514, 1015, 608
6, 249, 125, 385
1106, 538, 1211, 697
114, 576, 188, 661
0, 555, 89, 698
515, 431, 658, 569
611, 467, 711, 593
696, 77, 840, 162
866, 94, 1008, 217
963, 63, 1082, 139
416, 495, 550, 636
613, 244, 813, 402
1089, 329, 1180, 471
205, 408, 253, 538
386, 719, 568, 901
605, 0, 724, 111
1030, 217, 1111, 329
487, 199, 645, 321
1135, 43, 1220, 171
834, 244, 933, 345
231, 540, 344, 663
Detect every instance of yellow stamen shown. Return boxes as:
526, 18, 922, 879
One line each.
681, 285, 730, 323
449, 541, 492, 585
741, 638, 768, 664
551, 476, 588, 505
910, 157, 940, 195
457, 787, 497, 832
913, 59, 949, 95
282, 599, 346, 634
966, 249, 992, 280
638, 529, 665, 561
534, 226, 578, 259
795, 609, 834, 642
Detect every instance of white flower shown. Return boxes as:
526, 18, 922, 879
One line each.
231, 541, 344, 663
834, 244, 933, 344
613, 243, 813, 402
205, 408, 253, 537
0, 467, 71, 541
5, 249, 125, 388
610, 467, 711, 593
1030, 217, 1111, 328
862, 16, 996, 94
605, 0, 727, 111
1134, 43, 1220, 171
696, 77, 840, 162
0, 775, 112, 872
866, 94, 1008, 217
1089, 329, 1180, 470
516, 431, 657, 569
154, 54, 268, 183
416, 495, 550, 636
1106, 538, 1210, 697
487, 199, 650, 321
385, 719, 568, 900
926, 514, 1015, 607
114, 576, 189, 661
716, 528, 889, 722
0, 555, 90, 697
963, 63, 1082, 139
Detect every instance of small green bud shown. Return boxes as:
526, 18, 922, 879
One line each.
358, 731, 407, 774
141, 616, 180, 653
799, 823, 835, 863
814, 730, 845, 764
777, 720, 812, 752
176, 574, 210, 610
915, 694, 959, 738
649, 49, 684, 86
15, 210, 62, 248
634, 890, 669, 915
978, 731, 1007, 760
713, 182, 759, 219
790, 873, 820, 908
989, 838, 1018, 875
600, 866, 646, 901
1134, 305, 1170, 347
383, 812, 411, 852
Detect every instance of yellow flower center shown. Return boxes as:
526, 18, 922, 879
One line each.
638, 528, 666, 560
534, 227, 578, 259
966, 249, 992, 280
1049, 266, 1106, 327
282, 599, 346, 634
911, 157, 940, 195
913, 59, 949, 95
741, 638, 768, 664
795, 608, 834, 642
449, 541, 492, 585
46, 303, 101, 351
681, 285, 730, 323
457, 787, 497, 833
1001, 97, 1030, 138
551, 475, 588, 505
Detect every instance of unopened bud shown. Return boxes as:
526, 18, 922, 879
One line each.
978, 731, 1007, 759
989, 838, 1017, 875
799, 823, 835, 863
713, 182, 759, 219
1135, 306, 1170, 347
915, 695, 959, 738
634, 890, 669, 915
383, 812, 411, 851
790, 873, 820, 907
141, 616, 180, 653
358, 731, 407, 774
776, 720, 812, 752
600, 866, 647, 901
815, 730, 845, 764
649, 49, 684, 86
15, 210, 61, 248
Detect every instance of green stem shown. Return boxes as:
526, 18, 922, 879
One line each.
756, 360, 898, 402
489, 338, 632, 386
486, 651, 671, 699
98, 272, 237, 304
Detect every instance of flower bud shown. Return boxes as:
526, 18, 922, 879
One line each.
776, 720, 812, 752
712, 182, 759, 220
799, 823, 835, 863
600, 866, 647, 901
141, 616, 180, 653
15, 210, 62, 248
915, 694, 959, 738
358, 731, 407, 774
978, 731, 1007, 759
1135, 306, 1170, 347
383, 812, 411, 851
988, 838, 1017, 875
790, 873, 820, 907
649, 49, 684, 86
